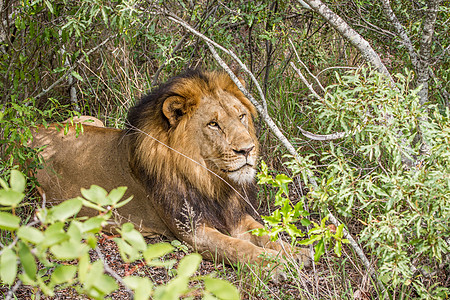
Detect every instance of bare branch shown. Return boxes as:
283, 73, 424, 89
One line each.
290, 62, 323, 101
380, 0, 419, 67
166, 13, 268, 113
288, 38, 325, 93
416, 0, 441, 105
298, 125, 349, 141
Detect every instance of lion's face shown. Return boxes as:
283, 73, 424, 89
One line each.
184, 90, 258, 185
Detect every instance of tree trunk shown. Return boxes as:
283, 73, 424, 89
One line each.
416, 0, 441, 105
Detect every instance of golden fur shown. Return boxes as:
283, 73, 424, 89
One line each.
31, 70, 309, 272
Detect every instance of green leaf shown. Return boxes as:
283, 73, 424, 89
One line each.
203, 277, 240, 300
314, 239, 325, 262
251, 228, 269, 236
41, 232, 69, 248
44, 0, 54, 14
10, 170, 26, 193
0, 212, 21, 230
48, 198, 82, 222
114, 238, 140, 263
0, 247, 17, 285
18, 242, 37, 281
0, 178, 9, 190
50, 265, 77, 285
300, 218, 311, 226
335, 224, 344, 238
177, 253, 202, 278
81, 216, 106, 233
106, 186, 127, 205
144, 243, 174, 262
84, 260, 118, 298
37, 276, 54, 296
334, 240, 342, 257
17, 226, 44, 244
70, 70, 83, 82
275, 174, 292, 185
0, 190, 25, 207
114, 195, 133, 209
78, 253, 89, 283
154, 276, 189, 299
123, 276, 153, 300
81, 185, 109, 205
121, 223, 146, 251
50, 240, 88, 260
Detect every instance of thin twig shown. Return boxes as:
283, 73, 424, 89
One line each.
95, 246, 134, 298
34, 35, 116, 100
5, 280, 22, 300
327, 213, 386, 293
288, 38, 325, 93
316, 66, 358, 77
290, 62, 323, 101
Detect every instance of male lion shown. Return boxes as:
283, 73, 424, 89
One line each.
31, 70, 309, 271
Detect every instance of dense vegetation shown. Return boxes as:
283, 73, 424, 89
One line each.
1, 0, 449, 299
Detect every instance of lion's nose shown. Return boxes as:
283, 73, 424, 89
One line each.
233, 145, 254, 158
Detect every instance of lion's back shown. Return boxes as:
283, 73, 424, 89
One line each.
31, 124, 128, 201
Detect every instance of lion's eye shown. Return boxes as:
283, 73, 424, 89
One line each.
208, 121, 219, 128
239, 114, 246, 121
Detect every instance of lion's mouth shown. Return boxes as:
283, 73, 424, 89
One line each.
222, 163, 253, 173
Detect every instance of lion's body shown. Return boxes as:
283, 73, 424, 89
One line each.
31, 70, 309, 268
32, 126, 170, 237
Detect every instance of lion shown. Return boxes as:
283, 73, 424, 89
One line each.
31, 70, 310, 272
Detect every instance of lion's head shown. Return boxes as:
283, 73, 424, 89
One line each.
127, 70, 258, 190
126, 70, 259, 231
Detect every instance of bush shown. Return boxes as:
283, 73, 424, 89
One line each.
256, 68, 449, 298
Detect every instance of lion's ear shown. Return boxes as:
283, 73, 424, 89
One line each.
162, 96, 195, 127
